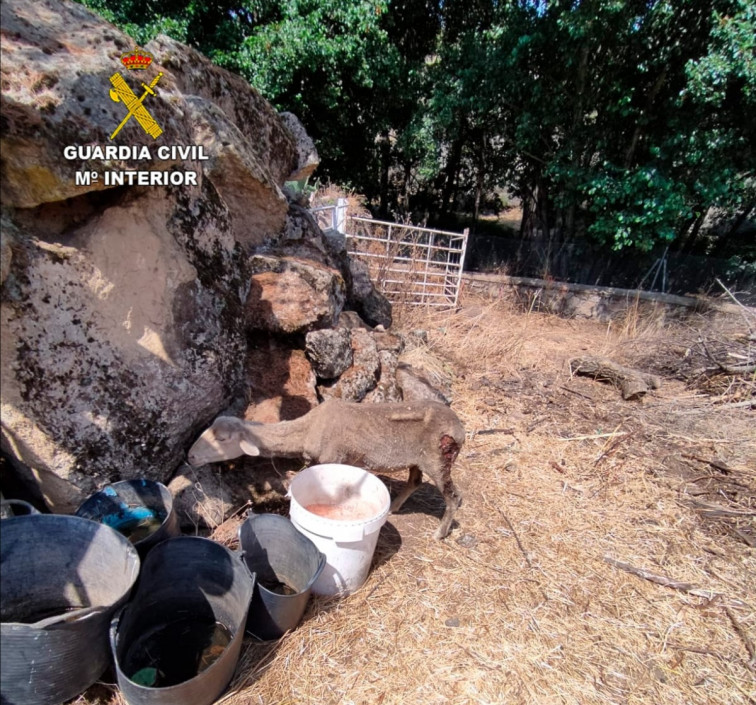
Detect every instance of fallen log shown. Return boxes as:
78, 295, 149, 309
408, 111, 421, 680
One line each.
569, 355, 661, 400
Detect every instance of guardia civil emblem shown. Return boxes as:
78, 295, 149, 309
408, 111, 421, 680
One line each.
109, 47, 163, 140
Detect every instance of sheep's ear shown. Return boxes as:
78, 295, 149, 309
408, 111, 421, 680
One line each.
239, 439, 260, 456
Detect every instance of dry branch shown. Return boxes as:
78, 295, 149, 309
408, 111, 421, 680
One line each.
700, 337, 756, 375
603, 555, 695, 591
603, 555, 750, 609
500, 511, 535, 570
716, 278, 756, 335
682, 454, 736, 475
724, 606, 756, 670
570, 355, 661, 400
559, 384, 597, 401
558, 431, 628, 441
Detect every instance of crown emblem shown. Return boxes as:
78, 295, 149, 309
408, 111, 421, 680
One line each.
120, 47, 153, 70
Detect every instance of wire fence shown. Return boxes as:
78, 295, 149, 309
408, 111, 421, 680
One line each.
466, 233, 756, 303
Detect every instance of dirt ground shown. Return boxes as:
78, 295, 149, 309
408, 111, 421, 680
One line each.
79, 291, 754, 705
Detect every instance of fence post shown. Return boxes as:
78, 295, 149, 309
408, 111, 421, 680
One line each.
422, 233, 434, 305
453, 228, 470, 307
335, 198, 348, 234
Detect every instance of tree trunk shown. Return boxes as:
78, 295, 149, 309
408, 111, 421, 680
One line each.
570, 356, 661, 400
678, 207, 709, 255
401, 159, 412, 215
378, 129, 391, 218
624, 69, 667, 169
723, 202, 755, 240
472, 132, 487, 230
440, 127, 464, 216
565, 44, 590, 242
709, 202, 754, 257
519, 190, 534, 240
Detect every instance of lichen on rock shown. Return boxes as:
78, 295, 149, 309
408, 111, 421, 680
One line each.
0, 0, 393, 518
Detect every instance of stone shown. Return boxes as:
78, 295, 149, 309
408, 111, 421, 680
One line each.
168, 464, 234, 529
244, 340, 318, 423
269, 202, 393, 333
396, 362, 451, 405
278, 111, 320, 182
363, 349, 402, 403
1, 186, 248, 496
279, 203, 333, 263
318, 328, 379, 401
337, 310, 372, 330
305, 328, 353, 379
246, 255, 346, 334
373, 331, 405, 354
147, 35, 298, 187
0, 224, 13, 288
346, 257, 393, 329
183, 96, 288, 251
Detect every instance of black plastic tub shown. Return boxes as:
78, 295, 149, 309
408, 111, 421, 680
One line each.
0, 499, 39, 518
75, 479, 180, 557
239, 513, 325, 640
0, 514, 140, 705
111, 536, 255, 705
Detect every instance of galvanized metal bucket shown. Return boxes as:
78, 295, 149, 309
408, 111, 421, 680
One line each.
239, 513, 325, 640
110, 536, 255, 705
1, 514, 140, 705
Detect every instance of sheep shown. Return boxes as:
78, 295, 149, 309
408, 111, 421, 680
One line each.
188, 399, 464, 539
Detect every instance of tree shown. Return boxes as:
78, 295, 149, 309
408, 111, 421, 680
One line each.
78, 0, 755, 277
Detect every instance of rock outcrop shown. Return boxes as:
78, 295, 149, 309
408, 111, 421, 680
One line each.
0, 0, 415, 521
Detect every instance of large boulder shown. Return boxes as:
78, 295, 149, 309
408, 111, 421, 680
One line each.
246, 255, 346, 335
0, 2, 299, 253
278, 112, 320, 182
318, 329, 380, 402
0, 0, 308, 509
346, 257, 393, 329
1, 184, 249, 510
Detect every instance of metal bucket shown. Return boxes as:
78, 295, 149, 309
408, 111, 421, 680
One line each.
1, 514, 141, 705
75, 479, 180, 557
239, 513, 326, 640
111, 536, 255, 705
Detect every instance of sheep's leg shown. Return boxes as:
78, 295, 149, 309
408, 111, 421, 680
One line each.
389, 466, 422, 514
431, 434, 462, 540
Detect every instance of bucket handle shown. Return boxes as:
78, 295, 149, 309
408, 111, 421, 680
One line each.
236, 548, 259, 592
0, 499, 40, 519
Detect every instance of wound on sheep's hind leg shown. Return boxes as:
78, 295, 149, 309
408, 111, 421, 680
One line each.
434, 434, 462, 540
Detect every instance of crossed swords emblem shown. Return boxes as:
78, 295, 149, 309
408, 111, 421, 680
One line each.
109, 71, 163, 140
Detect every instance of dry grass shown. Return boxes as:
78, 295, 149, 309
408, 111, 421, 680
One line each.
310, 182, 371, 219
218, 294, 755, 705
80, 293, 755, 705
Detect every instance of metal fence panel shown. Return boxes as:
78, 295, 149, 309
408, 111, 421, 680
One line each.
311, 204, 468, 307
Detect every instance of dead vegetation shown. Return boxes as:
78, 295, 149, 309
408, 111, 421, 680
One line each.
79, 292, 754, 705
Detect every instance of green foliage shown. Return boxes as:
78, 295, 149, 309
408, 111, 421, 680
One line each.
583, 166, 691, 251
77, 0, 755, 264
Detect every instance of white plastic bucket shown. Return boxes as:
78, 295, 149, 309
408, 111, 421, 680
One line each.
288, 464, 391, 596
